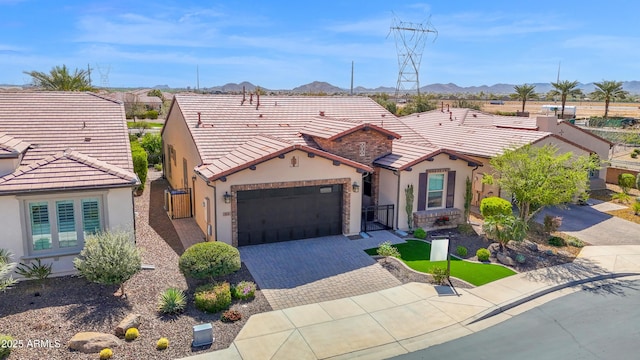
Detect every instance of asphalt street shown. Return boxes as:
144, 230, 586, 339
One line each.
391, 279, 640, 360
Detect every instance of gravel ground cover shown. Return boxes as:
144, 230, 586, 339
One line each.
0, 170, 271, 360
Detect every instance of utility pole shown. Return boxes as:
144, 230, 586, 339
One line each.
350, 61, 354, 96
389, 16, 437, 101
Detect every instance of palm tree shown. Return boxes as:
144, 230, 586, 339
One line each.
591, 80, 628, 118
23, 65, 94, 91
550, 80, 582, 119
512, 84, 537, 112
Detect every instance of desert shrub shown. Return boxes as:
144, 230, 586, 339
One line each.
0, 249, 17, 292
156, 337, 169, 350
179, 242, 241, 280
633, 201, 640, 215
141, 133, 162, 165
457, 223, 475, 235
631, 152, 638, 159
636, 173, 640, 190
73, 231, 141, 297
221, 309, 243, 323
430, 266, 447, 285
515, 254, 526, 264
15, 258, 52, 289
413, 227, 427, 239
0, 334, 13, 358
567, 236, 585, 248
231, 281, 256, 300
612, 192, 632, 204
157, 288, 186, 314
195, 282, 232, 313
480, 197, 513, 218
145, 110, 159, 119
377, 241, 400, 259
154, 163, 162, 171
456, 246, 468, 257
619, 173, 635, 193
543, 215, 562, 234
548, 236, 566, 247
131, 140, 148, 191
99, 348, 113, 360
125, 328, 139, 341
476, 248, 490, 261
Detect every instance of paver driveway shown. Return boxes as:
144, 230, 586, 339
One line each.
535, 200, 640, 245
240, 232, 403, 309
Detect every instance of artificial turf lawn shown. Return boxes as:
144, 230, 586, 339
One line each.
366, 240, 516, 286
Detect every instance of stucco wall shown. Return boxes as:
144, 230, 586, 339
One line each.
162, 105, 202, 194
210, 149, 364, 245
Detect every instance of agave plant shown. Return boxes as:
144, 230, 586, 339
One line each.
157, 287, 186, 315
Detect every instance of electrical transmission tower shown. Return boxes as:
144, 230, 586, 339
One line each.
96, 64, 111, 89
389, 16, 437, 99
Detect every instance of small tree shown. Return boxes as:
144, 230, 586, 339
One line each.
480, 196, 513, 218
618, 173, 635, 194
73, 231, 141, 297
482, 214, 528, 251
463, 177, 472, 223
405, 184, 414, 230
512, 84, 537, 112
141, 133, 162, 165
0, 249, 17, 292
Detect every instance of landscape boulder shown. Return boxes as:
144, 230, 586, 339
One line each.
68, 332, 121, 353
115, 313, 142, 336
523, 240, 538, 252
496, 252, 516, 266
487, 243, 501, 256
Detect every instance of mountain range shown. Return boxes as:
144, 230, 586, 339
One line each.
201, 81, 640, 95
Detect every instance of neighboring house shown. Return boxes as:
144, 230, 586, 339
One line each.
0, 92, 139, 276
398, 107, 610, 206
162, 94, 481, 246
105, 89, 173, 116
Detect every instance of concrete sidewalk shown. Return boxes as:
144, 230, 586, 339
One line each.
180, 245, 640, 360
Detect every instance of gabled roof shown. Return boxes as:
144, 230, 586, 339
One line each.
196, 134, 372, 181
0, 92, 136, 192
300, 116, 401, 140
374, 141, 482, 170
0, 150, 138, 194
0, 132, 30, 158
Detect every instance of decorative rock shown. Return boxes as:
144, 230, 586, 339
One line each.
523, 240, 538, 252
115, 313, 141, 336
68, 332, 121, 353
487, 243, 501, 256
515, 253, 526, 264
496, 252, 516, 266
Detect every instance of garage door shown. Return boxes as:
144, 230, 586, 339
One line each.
237, 184, 343, 246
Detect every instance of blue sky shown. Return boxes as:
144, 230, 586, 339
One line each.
1, 0, 639, 89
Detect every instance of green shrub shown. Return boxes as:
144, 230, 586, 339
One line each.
179, 242, 241, 280
515, 254, 526, 264
221, 309, 242, 323
0, 334, 13, 359
633, 201, 640, 215
231, 281, 256, 300
456, 246, 468, 257
125, 328, 139, 341
157, 288, 186, 314
430, 266, 447, 285
619, 173, 635, 193
141, 133, 162, 165
612, 192, 632, 204
0, 249, 17, 292
543, 215, 562, 234
15, 258, 52, 289
99, 348, 113, 360
377, 241, 400, 259
567, 236, 585, 248
480, 197, 513, 218
548, 236, 566, 247
131, 140, 148, 191
476, 248, 490, 261
631, 152, 638, 159
156, 337, 169, 350
153, 163, 162, 171
413, 228, 427, 239
194, 282, 232, 313
146, 110, 159, 119
73, 231, 141, 297
457, 223, 475, 235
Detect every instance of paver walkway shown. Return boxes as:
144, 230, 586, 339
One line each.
239, 231, 404, 309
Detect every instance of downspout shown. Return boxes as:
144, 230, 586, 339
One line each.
395, 170, 401, 230
198, 171, 218, 242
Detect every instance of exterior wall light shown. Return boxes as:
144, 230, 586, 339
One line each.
223, 191, 232, 204
352, 182, 360, 193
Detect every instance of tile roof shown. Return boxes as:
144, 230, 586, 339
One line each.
398, 109, 551, 158
0, 132, 30, 157
374, 140, 482, 170
0, 92, 136, 192
300, 116, 401, 140
0, 150, 138, 193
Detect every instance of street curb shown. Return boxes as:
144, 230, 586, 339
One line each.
464, 272, 640, 325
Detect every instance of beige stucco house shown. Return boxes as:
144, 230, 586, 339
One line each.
161, 94, 481, 246
0, 92, 139, 276
398, 107, 611, 206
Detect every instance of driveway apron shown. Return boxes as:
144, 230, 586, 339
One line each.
240, 233, 402, 310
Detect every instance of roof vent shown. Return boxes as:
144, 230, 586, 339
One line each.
381, 114, 386, 117
319, 111, 325, 116
259, 114, 263, 118
84, 137, 91, 142
473, 114, 477, 117
197, 112, 202, 127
